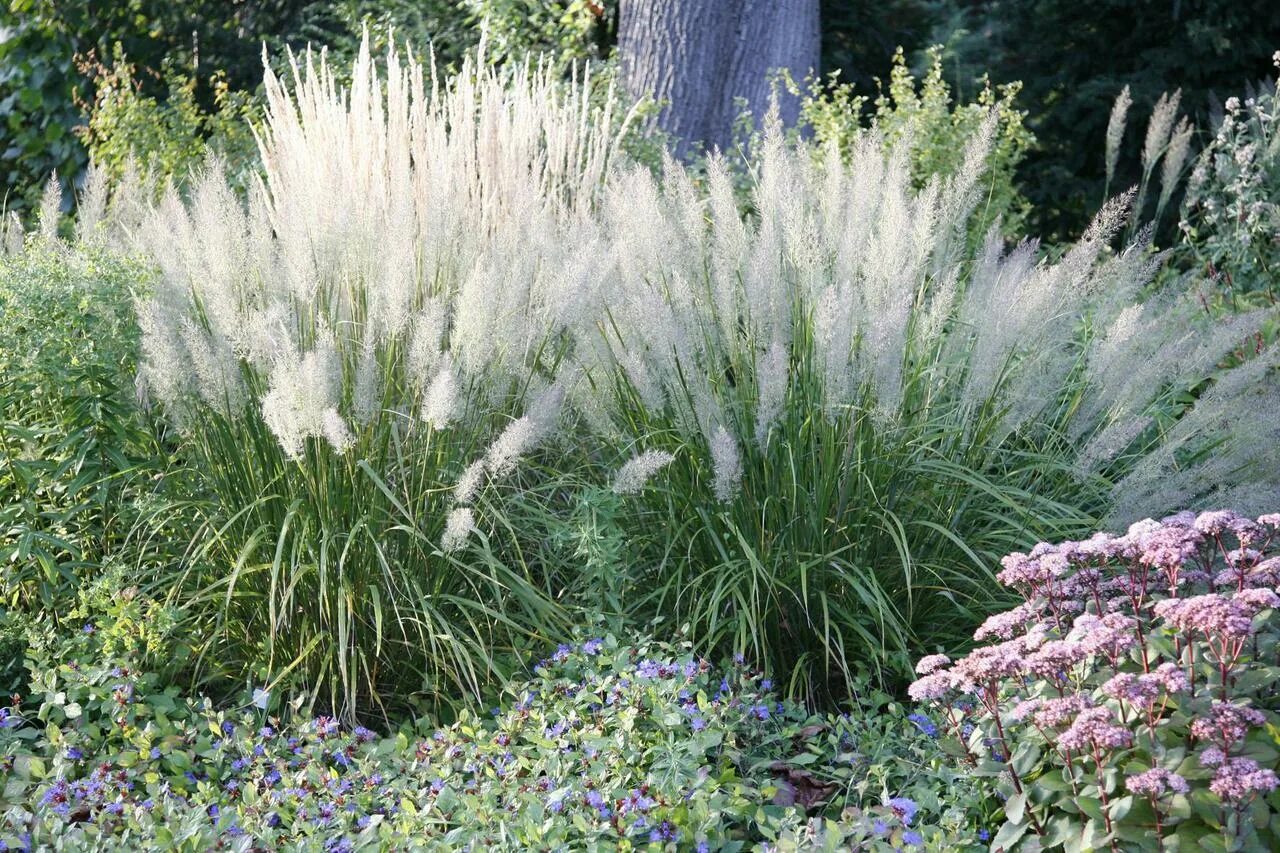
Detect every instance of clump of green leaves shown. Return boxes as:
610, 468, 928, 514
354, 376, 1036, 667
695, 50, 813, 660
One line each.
803, 45, 1035, 241
76, 51, 259, 193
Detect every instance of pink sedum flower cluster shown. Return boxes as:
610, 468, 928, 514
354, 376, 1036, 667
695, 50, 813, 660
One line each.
911, 510, 1280, 848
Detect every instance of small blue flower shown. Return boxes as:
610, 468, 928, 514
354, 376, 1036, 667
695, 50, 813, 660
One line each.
907, 713, 939, 738
888, 797, 918, 826
690, 716, 706, 732
761, 678, 772, 690
903, 830, 923, 847
978, 829, 991, 842
65, 747, 83, 761
582, 638, 604, 655
207, 804, 220, 820
872, 819, 889, 836
149, 747, 161, 760
221, 721, 235, 736
751, 704, 770, 721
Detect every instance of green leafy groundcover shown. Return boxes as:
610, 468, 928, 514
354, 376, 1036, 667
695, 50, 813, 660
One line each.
0, 627, 993, 851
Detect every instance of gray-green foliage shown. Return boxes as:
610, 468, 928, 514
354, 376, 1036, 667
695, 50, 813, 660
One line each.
1180, 56, 1280, 304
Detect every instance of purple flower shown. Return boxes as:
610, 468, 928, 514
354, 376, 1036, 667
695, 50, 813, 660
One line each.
65, 747, 83, 761
690, 716, 706, 732
582, 638, 604, 655
750, 704, 770, 721
1211, 757, 1279, 803
649, 821, 679, 843
903, 830, 923, 847
353, 726, 375, 743
1126, 768, 1189, 797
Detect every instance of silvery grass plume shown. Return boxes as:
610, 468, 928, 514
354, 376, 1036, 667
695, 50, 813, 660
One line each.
1105, 85, 1132, 197
131, 33, 634, 489
579, 119, 1280, 520
117, 35, 637, 718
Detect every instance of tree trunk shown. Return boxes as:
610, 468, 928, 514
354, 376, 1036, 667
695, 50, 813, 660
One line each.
618, 0, 820, 157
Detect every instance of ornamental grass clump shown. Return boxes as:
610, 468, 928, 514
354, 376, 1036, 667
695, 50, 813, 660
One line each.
911, 509, 1280, 850
121, 38, 636, 720
579, 110, 1280, 702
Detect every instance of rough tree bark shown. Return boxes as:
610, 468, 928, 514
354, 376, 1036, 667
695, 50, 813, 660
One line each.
618, 0, 820, 157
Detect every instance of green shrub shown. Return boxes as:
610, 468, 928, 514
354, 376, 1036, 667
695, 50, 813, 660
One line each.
77, 52, 259, 194
803, 45, 1035, 242
0, 6, 86, 216
0, 234, 171, 693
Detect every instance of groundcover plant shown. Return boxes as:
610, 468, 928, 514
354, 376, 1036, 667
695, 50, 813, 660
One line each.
0, 594, 994, 852
97, 36, 1280, 716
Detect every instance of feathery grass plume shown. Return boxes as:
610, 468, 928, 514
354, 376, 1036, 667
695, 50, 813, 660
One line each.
1104, 85, 1132, 197
611, 450, 676, 495
441, 506, 477, 552
709, 426, 743, 503
1108, 345, 1280, 523
1156, 117, 1194, 224
1131, 89, 1183, 225
37, 173, 61, 241
1142, 90, 1183, 173
125, 33, 635, 720
1, 212, 24, 255
75, 163, 110, 244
